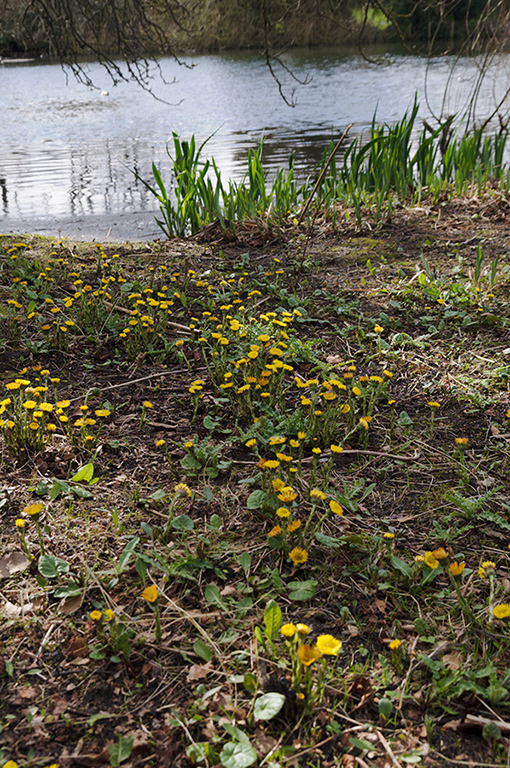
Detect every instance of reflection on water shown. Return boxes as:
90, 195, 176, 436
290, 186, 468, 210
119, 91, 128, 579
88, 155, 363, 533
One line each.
1, 45, 509, 237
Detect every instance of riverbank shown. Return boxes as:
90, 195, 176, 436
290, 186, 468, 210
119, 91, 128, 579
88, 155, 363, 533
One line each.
0, 0, 489, 60
1, 196, 510, 766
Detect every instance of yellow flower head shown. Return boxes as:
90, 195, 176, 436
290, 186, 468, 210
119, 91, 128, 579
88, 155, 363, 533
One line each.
277, 487, 298, 503
424, 551, 439, 569
287, 519, 301, 532
90, 610, 103, 621
329, 500, 343, 516
142, 585, 158, 603
389, 638, 402, 650
449, 562, 465, 577
276, 507, 291, 518
383, 532, 395, 539
268, 525, 282, 538
15, 519, 25, 529
104, 609, 115, 622
455, 437, 468, 446
174, 482, 191, 498
310, 488, 326, 501
280, 623, 296, 638
289, 547, 308, 565
428, 401, 440, 409
24, 502, 44, 517
432, 547, 448, 560
143, 401, 154, 409
316, 634, 342, 655
297, 643, 321, 666
493, 604, 510, 619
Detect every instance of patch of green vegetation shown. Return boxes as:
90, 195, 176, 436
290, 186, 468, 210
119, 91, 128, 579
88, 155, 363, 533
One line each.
1, 195, 510, 766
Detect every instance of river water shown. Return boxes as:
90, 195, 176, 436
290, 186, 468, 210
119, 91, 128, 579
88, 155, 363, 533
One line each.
1, 45, 509, 241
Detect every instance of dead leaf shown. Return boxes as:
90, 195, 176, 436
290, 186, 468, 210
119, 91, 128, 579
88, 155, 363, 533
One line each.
220, 585, 237, 597
18, 685, 37, 699
186, 664, 211, 682
65, 635, 89, 660
490, 423, 500, 436
442, 651, 463, 670
0, 550, 31, 578
59, 594, 83, 614
1, 600, 36, 618
255, 731, 278, 756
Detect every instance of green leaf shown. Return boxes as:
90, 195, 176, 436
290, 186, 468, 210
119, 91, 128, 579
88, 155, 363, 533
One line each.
203, 414, 220, 430
253, 692, 286, 721
204, 584, 228, 609
194, 638, 213, 663
287, 579, 317, 601
223, 723, 250, 744
246, 490, 269, 510
263, 600, 282, 642
117, 537, 140, 574
108, 734, 134, 767
220, 741, 257, 768
238, 552, 251, 576
349, 737, 374, 752
53, 581, 82, 598
87, 711, 112, 727
50, 480, 68, 500
171, 514, 194, 531
243, 672, 257, 694
38, 555, 70, 579
414, 617, 430, 637
390, 555, 412, 578
71, 462, 94, 483
149, 489, 166, 501
72, 486, 93, 499
397, 410, 413, 427
315, 532, 341, 548
207, 513, 222, 530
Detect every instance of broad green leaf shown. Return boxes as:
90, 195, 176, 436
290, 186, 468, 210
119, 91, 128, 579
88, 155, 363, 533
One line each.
315, 532, 340, 548
71, 462, 94, 483
38, 554, 70, 579
246, 490, 268, 510
204, 584, 228, 609
108, 734, 134, 767
171, 514, 194, 531
238, 552, 251, 575
220, 741, 257, 768
287, 579, 317, 601
390, 555, 412, 578
253, 692, 286, 721
222, 723, 250, 744
194, 638, 213, 663
263, 600, 282, 641
73, 486, 93, 499
50, 480, 68, 500
397, 410, 413, 427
